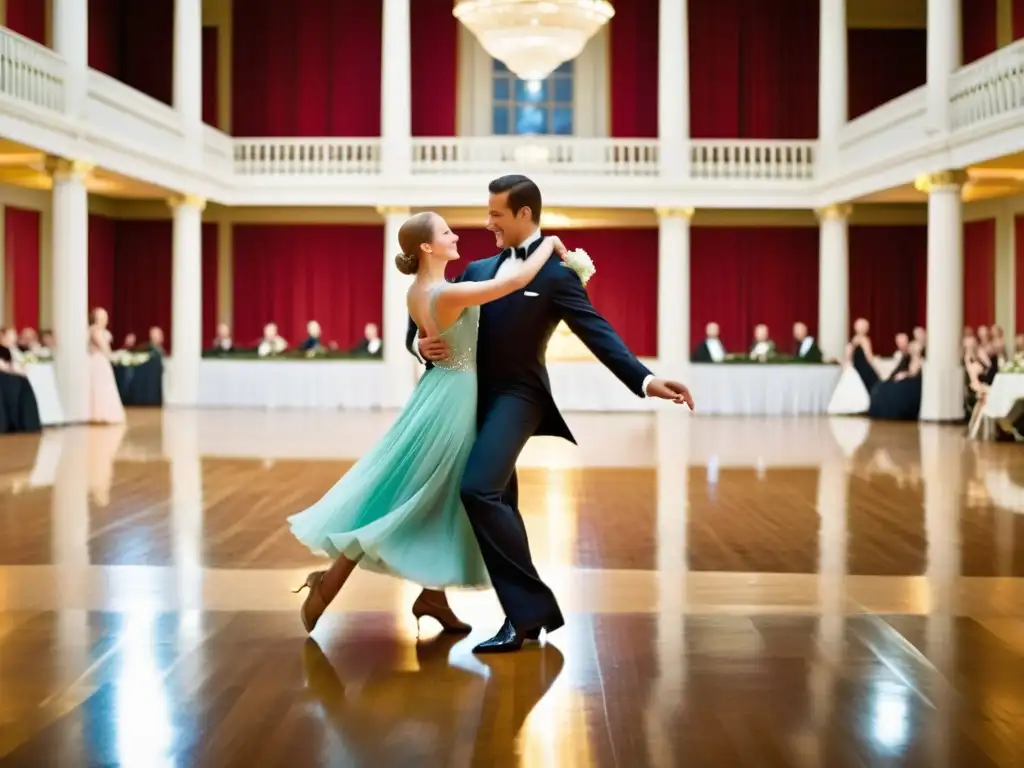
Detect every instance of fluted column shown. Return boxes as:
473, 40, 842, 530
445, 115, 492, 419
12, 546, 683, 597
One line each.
379, 206, 416, 408
168, 194, 206, 407
52, 0, 88, 117
658, 0, 689, 175
926, 0, 961, 133
48, 158, 92, 423
818, 0, 848, 159
174, 0, 204, 151
380, 0, 411, 177
917, 171, 966, 420
656, 208, 693, 383
816, 204, 851, 361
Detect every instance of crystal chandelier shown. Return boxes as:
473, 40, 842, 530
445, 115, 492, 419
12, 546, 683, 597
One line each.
453, 0, 615, 81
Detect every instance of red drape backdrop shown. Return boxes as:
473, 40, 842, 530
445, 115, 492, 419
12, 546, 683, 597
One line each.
963, 219, 995, 328
232, 0, 382, 136
119, 0, 173, 104
687, 0, 818, 139
848, 226, 927, 352
1015, 0, 1024, 40
4, 0, 45, 43
88, 214, 116, 314
847, 29, 928, 120
962, 0, 998, 65
202, 27, 219, 128
88, 0, 120, 75
690, 226, 819, 351
411, 0, 457, 136
201, 223, 219, 342
232, 224, 384, 347
609, 0, 658, 138
4, 207, 41, 330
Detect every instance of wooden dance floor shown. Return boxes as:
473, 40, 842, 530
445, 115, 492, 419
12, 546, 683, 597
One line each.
2, 408, 1024, 765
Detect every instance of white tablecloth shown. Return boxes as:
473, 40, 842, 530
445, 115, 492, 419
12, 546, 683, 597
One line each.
983, 373, 1024, 419
24, 362, 65, 426
197, 360, 385, 409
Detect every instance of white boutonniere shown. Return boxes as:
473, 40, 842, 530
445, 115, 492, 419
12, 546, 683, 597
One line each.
562, 248, 596, 286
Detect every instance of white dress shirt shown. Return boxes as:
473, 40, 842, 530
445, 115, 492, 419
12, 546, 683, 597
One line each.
706, 338, 725, 362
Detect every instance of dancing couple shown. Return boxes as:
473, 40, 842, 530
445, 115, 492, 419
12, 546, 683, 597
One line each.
288, 174, 693, 653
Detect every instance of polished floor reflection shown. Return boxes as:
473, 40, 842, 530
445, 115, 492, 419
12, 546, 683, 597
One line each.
1, 409, 1024, 765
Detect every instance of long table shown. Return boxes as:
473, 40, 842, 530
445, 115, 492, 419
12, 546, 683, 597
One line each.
196, 359, 841, 415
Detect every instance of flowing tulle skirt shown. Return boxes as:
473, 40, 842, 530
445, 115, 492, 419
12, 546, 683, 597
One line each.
288, 367, 489, 589
88, 352, 126, 424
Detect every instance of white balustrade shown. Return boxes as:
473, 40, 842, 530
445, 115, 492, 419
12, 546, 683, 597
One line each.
233, 138, 381, 175
689, 140, 817, 181
86, 71, 184, 153
950, 39, 1024, 132
0, 27, 66, 113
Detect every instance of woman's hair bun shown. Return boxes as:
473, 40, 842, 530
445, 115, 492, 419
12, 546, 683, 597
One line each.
394, 251, 420, 275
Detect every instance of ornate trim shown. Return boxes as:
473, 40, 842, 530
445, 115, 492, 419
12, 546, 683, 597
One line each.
914, 170, 968, 193
168, 194, 207, 210
46, 157, 95, 180
815, 203, 852, 221
655, 207, 695, 220
376, 205, 411, 217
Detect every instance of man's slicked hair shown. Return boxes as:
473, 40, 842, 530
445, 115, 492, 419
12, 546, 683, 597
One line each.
488, 174, 542, 223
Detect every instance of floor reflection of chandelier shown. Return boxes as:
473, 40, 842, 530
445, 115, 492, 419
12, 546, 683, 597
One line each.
453, 0, 614, 81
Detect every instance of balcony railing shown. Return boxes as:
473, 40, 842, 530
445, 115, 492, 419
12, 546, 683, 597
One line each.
233, 138, 380, 176
950, 38, 1024, 131
690, 140, 816, 181
0, 27, 65, 114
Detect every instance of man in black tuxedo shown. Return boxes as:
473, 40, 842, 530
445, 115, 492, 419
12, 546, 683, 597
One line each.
792, 322, 823, 362
407, 175, 692, 653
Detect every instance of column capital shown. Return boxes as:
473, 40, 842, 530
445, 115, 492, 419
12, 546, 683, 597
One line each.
167, 194, 207, 211
655, 207, 695, 221
815, 203, 852, 221
377, 205, 411, 218
914, 170, 968, 193
46, 157, 95, 180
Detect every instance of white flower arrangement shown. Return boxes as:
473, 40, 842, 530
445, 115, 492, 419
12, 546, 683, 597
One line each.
1000, 357, 1024, 374
562, 248, 596, 286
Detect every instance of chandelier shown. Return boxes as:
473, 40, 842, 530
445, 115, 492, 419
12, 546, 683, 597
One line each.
453, 0, 615, 81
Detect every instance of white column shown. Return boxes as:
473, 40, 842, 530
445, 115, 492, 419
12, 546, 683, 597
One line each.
380, 0, 411, 177
994, 206, 1016, 352
174, 0, 204, 152
818, 0, 848, 157
49, 158, 92, 423
816, 204, 851, 361
658, 0, 689, 175
918, 171, 965, 420
51, 0, 88, 117
168, 194, 205, 407
656, 208, 693, 383
380, 206, 416, 408
926, 0, 961, 133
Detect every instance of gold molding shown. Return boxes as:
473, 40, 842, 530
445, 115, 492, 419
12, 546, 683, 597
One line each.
815, 203, 853, 221
167, 194, 207, 210
655, 207, 695, 220
45, 157, 95, 180
914, 170, 968, 193
376, 205, 411, 217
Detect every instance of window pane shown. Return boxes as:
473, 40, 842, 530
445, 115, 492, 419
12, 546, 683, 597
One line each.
553, 77, 572, 102
493, 77, 510, 101
515, 105, 547, 135
493, 106, 510, 135
515, 78, 547, 102
552, 107, 573, 135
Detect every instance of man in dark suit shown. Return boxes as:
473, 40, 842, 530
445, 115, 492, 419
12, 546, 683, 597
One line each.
407, 175, 692, 653
793, 322, 823, 362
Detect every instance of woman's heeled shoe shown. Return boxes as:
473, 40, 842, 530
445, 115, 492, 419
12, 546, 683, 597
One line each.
411, 590, 472, 634
293, 570, 330, 633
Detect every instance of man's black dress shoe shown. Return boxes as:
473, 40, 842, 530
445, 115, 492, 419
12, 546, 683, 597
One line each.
472, 617, 560, 654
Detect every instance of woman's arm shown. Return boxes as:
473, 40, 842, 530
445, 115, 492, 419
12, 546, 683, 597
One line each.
434, 237, 563, 317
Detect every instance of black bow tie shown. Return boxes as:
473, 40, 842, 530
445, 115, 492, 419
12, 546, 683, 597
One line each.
502, 247, 527, 261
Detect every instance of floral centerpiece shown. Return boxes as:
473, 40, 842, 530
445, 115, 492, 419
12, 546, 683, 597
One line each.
999, 357, 1024, 374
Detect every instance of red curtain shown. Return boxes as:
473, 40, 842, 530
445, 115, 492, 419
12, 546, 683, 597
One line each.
4, 207, 41, 330
88, 214, 116, 314
111, 221, 173, 348
848, 29, 928, 119
963, 219, 995, 328
119, 0, 173, 104
688, 0, 817, 139
232, 0, 382, 136
202, 27, 219, 128
88, 0, 120, 76
1016, 216, 1024, 333
411, 0, 457, 136
848, 226, 927, 353
690, 226, 819, 351
1017, 0, 1024, 40
231, 224, 384, 347
609, 0, 659, 138
962, 0, 998, 64
201, 223, 219, 342
4, 0, 45, 44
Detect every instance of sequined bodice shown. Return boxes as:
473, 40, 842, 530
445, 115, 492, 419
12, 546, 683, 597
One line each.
429, 287, 479, 374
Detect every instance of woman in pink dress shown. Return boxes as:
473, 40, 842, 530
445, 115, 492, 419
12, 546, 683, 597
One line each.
88, 307, 126, 424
